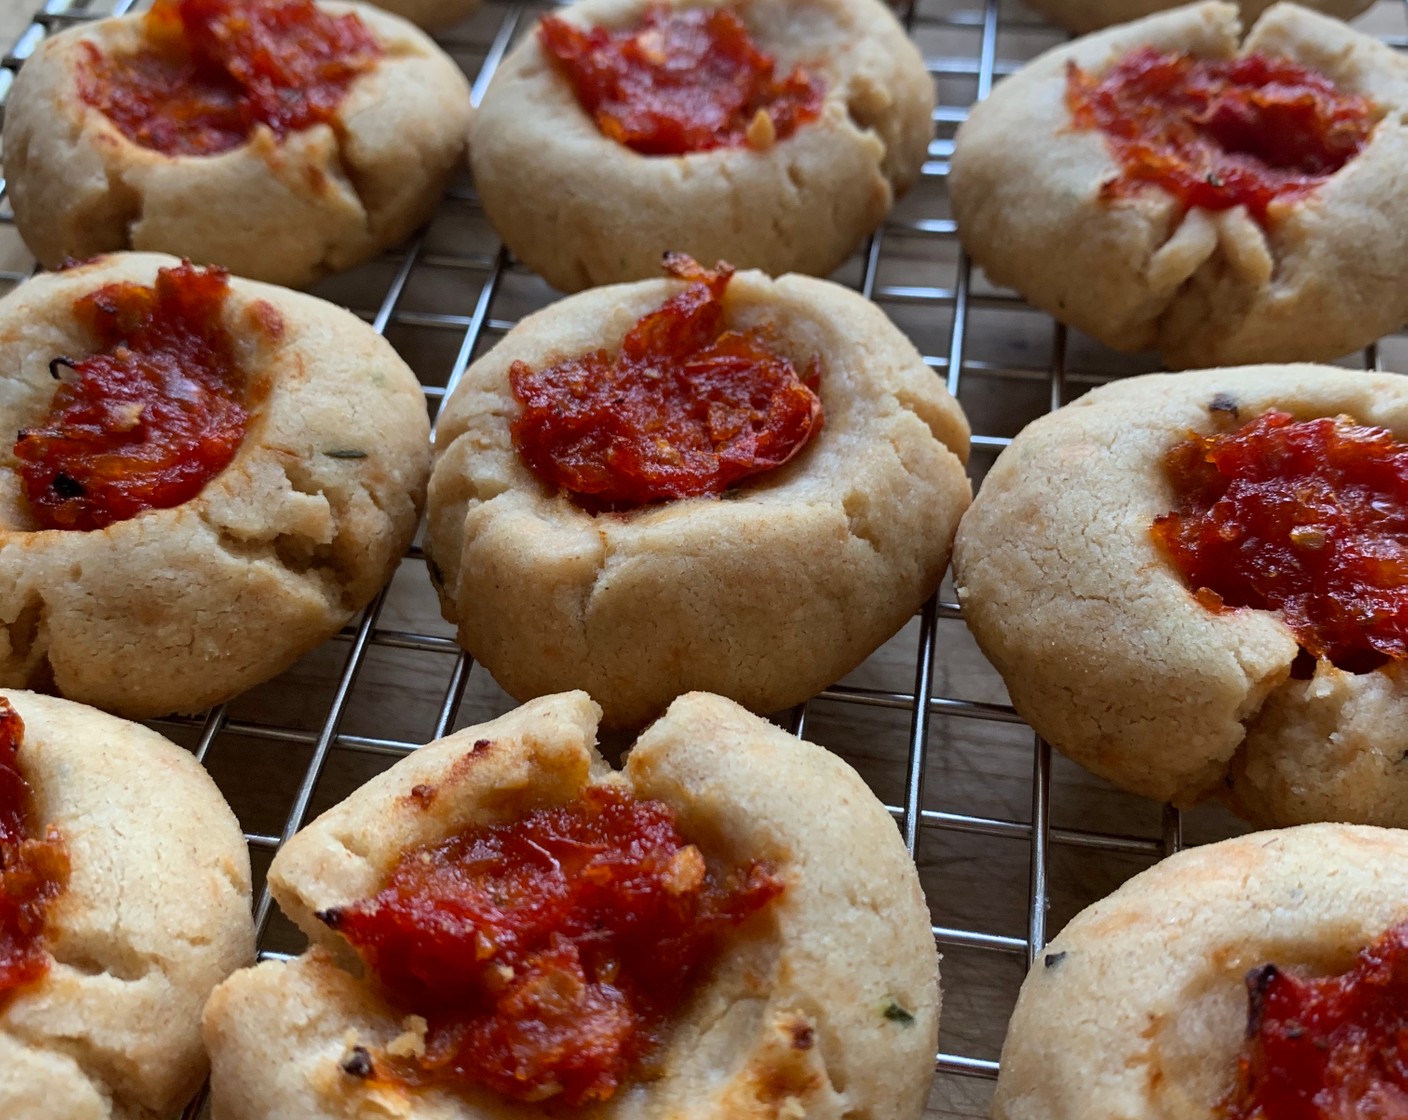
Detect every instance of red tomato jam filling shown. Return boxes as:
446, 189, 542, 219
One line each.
1152, 409, 1408, 674
1066, 48, 1377, 224
0, 699, 69, 1010
14, 262, 254, 532
538, 6, 824, 155
323, 784, 784, 1106
77, 0, 383, 157
1221, 921, 1408, 1120
510, 255, 823, 511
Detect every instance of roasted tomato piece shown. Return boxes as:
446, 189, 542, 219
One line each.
539, 5, 823, 154
1152, 409, 1408, 673
0, 699, 69, 1009
15, 262, 255, 531
326, 785, 783, 1105
509, 254, 823, 511
1067, 49, 1376, 223
78, 0, 382, 157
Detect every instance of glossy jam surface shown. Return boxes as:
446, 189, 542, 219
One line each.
328, 785, 784, 1106
15, 262, 255, 532
77, 0, 383, 157
1222, 921, 1408, 1120
510, 255, 823, 511
538, 6, 824, 155
1152, 409, 1408, 673
1066, 48, 1376, 223
0, 699, 69, 1009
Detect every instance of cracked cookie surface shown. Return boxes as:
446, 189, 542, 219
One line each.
0, 689, 253, 1120
425, 268, 972, 729
204, 690, 940, 1120
949, 1, 1408, 368
0, 252, 431, 719
953, 364, 1408, 827
1, 1, 471, 289
469, 0, 934, 292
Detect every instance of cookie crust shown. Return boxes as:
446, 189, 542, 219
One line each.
993, 824, 1408, 1120
2, 2, 472, 288
0, 689, 253, 1120
0, 252, 431, 719
470, 0, 935, 292
949, 2, 1408, 369
425, 268, 971, 729
952, 364, 1408, 827
204, 690, 940, 1120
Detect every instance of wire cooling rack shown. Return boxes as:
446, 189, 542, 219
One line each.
2, 0, 1407, 1115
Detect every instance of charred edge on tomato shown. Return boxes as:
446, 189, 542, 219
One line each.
1244, 963, 1280, 1038
341, 1045, 375, 1079
51, 474, 86, 499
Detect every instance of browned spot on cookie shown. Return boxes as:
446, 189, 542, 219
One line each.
246, 299, 285, 342
441, 738, 496, 785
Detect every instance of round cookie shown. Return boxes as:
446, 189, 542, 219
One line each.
993, 824, 1408, 1120
952, 364, 1408, 828
1022, 0, 1369, 36
0, 252, 431, 719
949, 2, 1408, 369
203, 690, 940, 1120
425, 266, 971, 729
470, 0, 935, 292
2, 0, 472, 289
0, 689, 254, 1120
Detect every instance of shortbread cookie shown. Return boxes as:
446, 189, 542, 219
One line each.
0, 689, 253, 1120
425, 259, 971, 729
3, 0, 472, 288
470, 0, 935, 292
0, 252, 431, 719
950, 2, 1408, 368
994, 824, 1408, 1120
1023, 0, 1370, 36
953, 364, 1408, 827
204, 690, 940, 1120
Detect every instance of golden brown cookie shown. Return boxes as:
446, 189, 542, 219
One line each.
953, 364, 1408, 827
950, 2, 1408, 368
3, 0, 472, 288
470, 0, 935, 292
994, 824, 1408, 1120
204, 690, 940, 1120
0, 689, 253, 1120
0, 252, 430, 719
425, 265, 971, 729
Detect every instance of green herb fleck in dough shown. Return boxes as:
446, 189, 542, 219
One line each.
883, 1001, 915, 1025
324, 449, 368, 460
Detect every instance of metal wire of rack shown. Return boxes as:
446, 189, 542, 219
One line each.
1, 0, 1406, 1115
